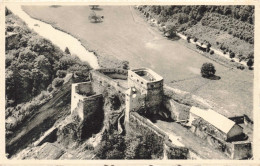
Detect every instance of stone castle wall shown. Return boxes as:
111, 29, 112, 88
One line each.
128, 112, 189, 159
82, 94, 103, 120
163, 98, 190, 121
70, 67, 251, 160
90, 70, 128, 99
71, 82, 103, 121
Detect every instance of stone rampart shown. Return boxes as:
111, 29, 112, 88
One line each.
130, 112, 167, 138
129, 112, 189, 159
90, 70, 128, 97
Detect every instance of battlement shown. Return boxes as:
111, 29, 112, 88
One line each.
131, 68, 163, 82
71, 81, 103, 120
128, 68, 163, 91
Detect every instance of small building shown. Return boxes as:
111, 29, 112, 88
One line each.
195, 43, 207, 52
189, 107, 243, 141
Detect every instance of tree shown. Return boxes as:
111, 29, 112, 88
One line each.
88, 11, 102, 23
247, 58, 254, 69
65, 47, 71, 55
229, 52, 235, 59
52, 78, 64, 87
56, 70, 67, 78
201, 63, 216, 78
56, 55, 76, 70
164, 24, 177, 38
187, 36, 191, 43
121, 61, 129, 70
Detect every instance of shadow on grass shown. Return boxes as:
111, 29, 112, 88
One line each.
168, 35, 181, 41
91, 8, 103, 11
204, 75, 221, 80
49, 5, 61, 8
90, 20, 103, 24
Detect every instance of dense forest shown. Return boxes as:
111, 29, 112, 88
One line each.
138, 5, 254, 61
5, 8, 91, 132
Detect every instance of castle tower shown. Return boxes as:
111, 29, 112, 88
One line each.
127, 68, 164, 114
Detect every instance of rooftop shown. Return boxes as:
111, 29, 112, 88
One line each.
190, 107, 236, 134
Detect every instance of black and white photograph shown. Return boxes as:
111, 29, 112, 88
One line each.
4, 4, 256, 161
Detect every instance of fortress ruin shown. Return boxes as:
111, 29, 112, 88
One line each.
70, 67, 252, 159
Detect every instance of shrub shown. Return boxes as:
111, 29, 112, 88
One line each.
52, 78, 64, 87
237, 65, 245, 70
56, 70, 67, 78
201, 63, 216, 78
187, 36, 191, 43
210, 50, 214, 55
207, 43, 211, 49
165, 24, 177, 38
109, 94, 121, 110
47, 84, 53, 92
57, 55, 77, 70
36, 90, 50, 101
247, 58, 254, 69
146, 12, 149, 18
121, 61, 129, 70
229, 52, 235, 59
65, 47, 71, 55
193, 38, 198, 42
247, 53, 254, 59
85, 144, 94, 150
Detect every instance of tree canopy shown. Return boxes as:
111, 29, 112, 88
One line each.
201, 63, 216, 78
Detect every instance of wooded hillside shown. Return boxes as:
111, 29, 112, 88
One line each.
5, 8, 91, 132
138, 5, 254, 61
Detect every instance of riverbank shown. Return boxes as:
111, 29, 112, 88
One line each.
7, 5, 100, 69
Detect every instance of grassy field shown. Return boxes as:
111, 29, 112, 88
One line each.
22, 6, 253, 118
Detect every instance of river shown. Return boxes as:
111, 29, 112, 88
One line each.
7, 5, 99, 69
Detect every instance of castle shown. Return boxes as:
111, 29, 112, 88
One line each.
70, 67, 252, 159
